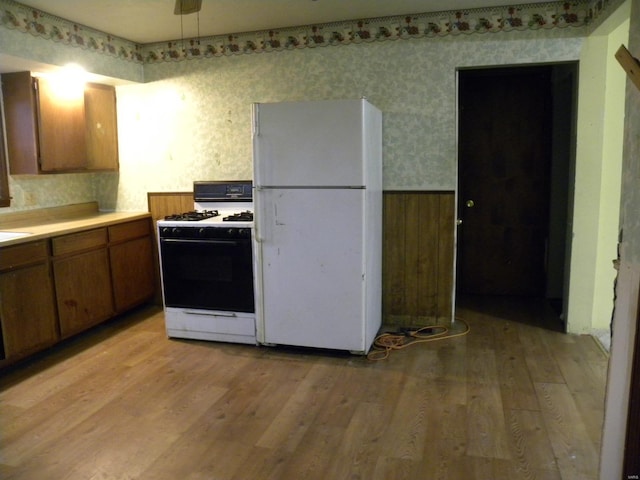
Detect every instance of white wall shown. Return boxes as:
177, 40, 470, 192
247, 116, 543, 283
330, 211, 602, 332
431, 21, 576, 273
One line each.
569, 1, 630, 339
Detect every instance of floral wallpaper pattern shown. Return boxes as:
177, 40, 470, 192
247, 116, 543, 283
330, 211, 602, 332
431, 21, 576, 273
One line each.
0, 0, 625, 213
0, 0, 620, 63
103, 30, 586, 212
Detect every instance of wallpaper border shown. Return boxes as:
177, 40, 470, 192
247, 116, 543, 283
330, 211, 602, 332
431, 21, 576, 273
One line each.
0, 0, 621, 65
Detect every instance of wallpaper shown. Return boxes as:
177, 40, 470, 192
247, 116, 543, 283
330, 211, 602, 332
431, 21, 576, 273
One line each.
0, 0, 620, 212
0, 0, 610, 63
99, 29, 585, 212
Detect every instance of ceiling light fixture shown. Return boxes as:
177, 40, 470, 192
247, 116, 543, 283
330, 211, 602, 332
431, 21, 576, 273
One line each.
174, 0, 202, 15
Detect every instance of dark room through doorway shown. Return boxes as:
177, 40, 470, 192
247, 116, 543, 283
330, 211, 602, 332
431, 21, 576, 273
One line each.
456, 63, 578, 331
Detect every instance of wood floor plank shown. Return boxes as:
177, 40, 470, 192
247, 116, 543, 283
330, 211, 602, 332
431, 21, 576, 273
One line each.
325, 401, 387, 480
497, 351, 540, 411
518, 326, 566, 384
415, 403, 468, 478
372, 456, 417, 480
378, 374, 434, 461
506, 408, 559, 473
229, 446, 290, 480
277, 424, 344, 480
0, 303, 608, 480
465, 349, 512, 460
0, 329, 162, 409
1, 353, 169, 466
535, 382, 600, 480
492, 320, 540, 411
255, 361, 339, 452
552, 350, 607, 449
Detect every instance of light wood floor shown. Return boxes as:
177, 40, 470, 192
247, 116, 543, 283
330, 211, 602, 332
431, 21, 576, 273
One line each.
0, 298, 608, 480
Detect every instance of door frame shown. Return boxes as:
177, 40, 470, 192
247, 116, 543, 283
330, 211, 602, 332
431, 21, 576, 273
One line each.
454, 62, 579, 329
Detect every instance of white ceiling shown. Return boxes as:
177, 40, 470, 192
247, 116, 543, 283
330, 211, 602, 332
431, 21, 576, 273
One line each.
16, 0, 555, 44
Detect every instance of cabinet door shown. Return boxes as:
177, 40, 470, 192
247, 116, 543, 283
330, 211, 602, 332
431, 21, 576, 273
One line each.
0, 263, 58, 359
36, 76, 87, 172
0, 72, 39, 174
84, 83, 119, 171
53, 249, 114, 338
110, 236, 155, 312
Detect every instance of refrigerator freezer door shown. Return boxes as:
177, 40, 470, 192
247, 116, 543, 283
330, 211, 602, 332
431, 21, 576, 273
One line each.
254, 99, 366, 187
256, 188, 369, 352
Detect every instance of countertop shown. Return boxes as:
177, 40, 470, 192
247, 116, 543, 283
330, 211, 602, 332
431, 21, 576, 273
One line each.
0, 202, 152, 248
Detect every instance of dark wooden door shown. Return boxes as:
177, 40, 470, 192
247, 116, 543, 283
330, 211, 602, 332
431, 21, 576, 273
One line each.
457, 67, 552, 296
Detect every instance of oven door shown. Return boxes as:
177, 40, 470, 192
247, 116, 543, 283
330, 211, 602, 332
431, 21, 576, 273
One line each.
159, 235, 254, 313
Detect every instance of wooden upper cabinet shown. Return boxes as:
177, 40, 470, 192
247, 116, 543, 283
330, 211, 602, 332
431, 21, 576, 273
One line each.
0, 71, 119, 174
36, 76, 87, 172
84, 82, 119, 170
1, 72, 39, 174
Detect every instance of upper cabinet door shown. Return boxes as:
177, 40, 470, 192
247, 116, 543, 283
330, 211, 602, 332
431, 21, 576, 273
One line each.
1, 71, 39, 174
36, 76, 87, 172
84, 83, 119, 171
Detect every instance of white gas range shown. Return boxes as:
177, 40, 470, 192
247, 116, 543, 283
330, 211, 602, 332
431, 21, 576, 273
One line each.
156, 181, 256, 345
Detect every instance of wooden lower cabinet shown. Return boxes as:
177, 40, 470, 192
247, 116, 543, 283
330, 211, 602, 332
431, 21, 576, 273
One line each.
53, 248, 114, 338
0, 241, 58, 361
109, 219, 155, 313
0, 216, 155, 368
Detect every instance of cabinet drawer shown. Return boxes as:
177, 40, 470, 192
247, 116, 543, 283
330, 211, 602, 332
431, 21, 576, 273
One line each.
52, 228, 108, 256
108, 218, 151, 243
0, 240, 49, 271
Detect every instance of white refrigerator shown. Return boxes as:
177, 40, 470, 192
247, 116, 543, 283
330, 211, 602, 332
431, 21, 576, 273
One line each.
252, 98, 382, 354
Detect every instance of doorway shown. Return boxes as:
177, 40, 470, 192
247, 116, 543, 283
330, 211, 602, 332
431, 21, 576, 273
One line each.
456, 64, 578, 330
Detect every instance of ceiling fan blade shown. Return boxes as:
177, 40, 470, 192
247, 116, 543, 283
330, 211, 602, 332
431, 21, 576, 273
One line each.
174, 0, 202, 15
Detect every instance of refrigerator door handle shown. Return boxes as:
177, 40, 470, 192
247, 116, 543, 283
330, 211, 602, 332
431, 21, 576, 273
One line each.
252, 103, 260, 137
252, 104, 267, 189
254, 216, 263, 243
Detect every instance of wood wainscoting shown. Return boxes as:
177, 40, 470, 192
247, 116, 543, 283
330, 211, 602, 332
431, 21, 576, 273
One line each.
147, 192, 194, 223
383, 191, 455, 327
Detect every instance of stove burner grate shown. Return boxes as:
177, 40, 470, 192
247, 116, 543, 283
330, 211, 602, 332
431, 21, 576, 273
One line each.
223, 211, 254, 222
164, 210, 219, 221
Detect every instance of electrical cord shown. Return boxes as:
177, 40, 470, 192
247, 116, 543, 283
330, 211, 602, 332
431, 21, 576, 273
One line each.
366, 317, 470, 361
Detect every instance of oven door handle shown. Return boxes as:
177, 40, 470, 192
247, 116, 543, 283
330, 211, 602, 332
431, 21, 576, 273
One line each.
184, 310, 237, 317
160, 238, 242, 246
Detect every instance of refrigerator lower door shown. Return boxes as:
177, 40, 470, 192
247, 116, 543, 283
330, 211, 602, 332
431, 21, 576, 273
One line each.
256, 188, 369, 352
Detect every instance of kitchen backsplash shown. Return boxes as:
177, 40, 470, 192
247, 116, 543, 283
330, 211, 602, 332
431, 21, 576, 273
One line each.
8, 174, 103, 209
